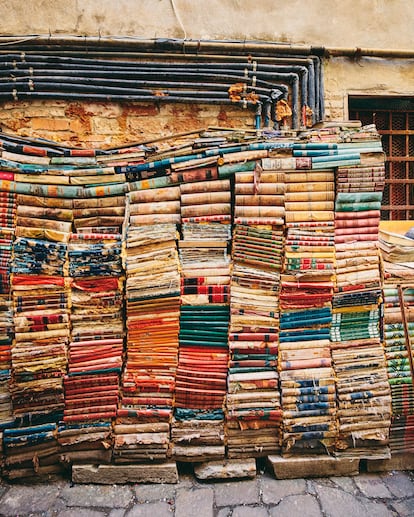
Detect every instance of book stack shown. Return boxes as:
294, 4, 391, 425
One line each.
72, 195, 126, 233
172, 305, 229, 461
7, 213, 70, 477
62, 230, 124, 463
15, 193, 73, 244
13, 159, 126, 190
171, 178, 231, 461
0, 179, 16, 433
331, 265, 390, 458
10, 245, 69, 420
0, 186, 16, 293
116, 187, 181, 464
331, 156, 391, 458
57, 422, 113, 468
0, 298, 14, 431
336, 165, 385, 195
379, 227, 414, 454
279, 163, 337, 455
2, 422, 61, 479
225, 165, 284, 458
335, 191, 382, 245
382, 283, 414, 454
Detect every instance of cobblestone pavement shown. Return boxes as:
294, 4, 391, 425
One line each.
0, 465, 413, 517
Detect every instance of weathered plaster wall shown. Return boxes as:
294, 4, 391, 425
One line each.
1, 1, 412, 50
324, 57, 414, 120
0, 2, 412, 147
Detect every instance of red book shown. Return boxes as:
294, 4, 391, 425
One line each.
0, 171, 14, 180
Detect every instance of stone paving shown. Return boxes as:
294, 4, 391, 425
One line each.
0, 466, 413, 517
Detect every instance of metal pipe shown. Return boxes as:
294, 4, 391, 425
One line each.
0, 35, 413, 59
0, 68, 288, 90
0, 50, 320, 71
0, 39, 325, 129
0, 36, 319, 54
0, 76, 272, 97
0, 55, 311, 115
0, 90, 262, 108
0, 68, 303, 128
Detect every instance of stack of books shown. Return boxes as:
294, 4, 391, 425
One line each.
279, 162, 337, 455
7, 210, 70, 477
62, 230, 124, 463
382, 283, 414, 454
116, 187, 181, 464
72, 195, 126, 233
0, 298, 13, 430
0, 176, 16, 435
226, 164, 284, 458
379, 224, 414, 455
331, 149, 391, 458
171, 177, 231, 461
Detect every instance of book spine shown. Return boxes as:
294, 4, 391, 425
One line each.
16, 216, 72, 232
73, 207, 125, 218
129, 213, 181, 225
169, 165, 219, 184
181, 203, 231, 217
0, 171, 15, 181
285, 173, 335, 183
128, 176, 173, 191
285, 201, 334, 211
181, 276, 230, 286
73, 196, 125, 209
181, 191, 231, 205
219, 149, 268, 164
180, 179, 230, 194
73, 215, 124, 227
129, 200, 181, 215
16, 194, 73, 209
235, 183, 285, 195
235, 172, 285, 183
261, 157, 311, 170
218, 160, 256, 177
181, 285, 230, 295
234, 206, 285, 218
235, 194, 284, 206
292, 143, 338, 150
335, 218, 380, 229
285, 211, 334, 223
17, 205, 73, 221
285, 191, 334, 202
128, 186, 180, 203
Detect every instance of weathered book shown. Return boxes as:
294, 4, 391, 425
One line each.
181, 192, 231, 205
129, 201, 180, 215
181, 203, 231, 217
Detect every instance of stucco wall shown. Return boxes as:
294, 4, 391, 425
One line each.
324, 56, 414, 120
0, 2, 413, 147
1, 0, 412, 50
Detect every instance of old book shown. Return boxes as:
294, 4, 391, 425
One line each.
180, 179, 230, 194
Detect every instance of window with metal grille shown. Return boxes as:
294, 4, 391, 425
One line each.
349, 96, 414, 220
